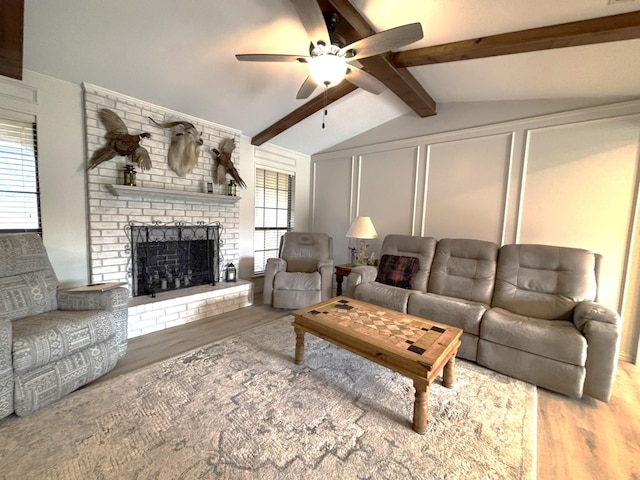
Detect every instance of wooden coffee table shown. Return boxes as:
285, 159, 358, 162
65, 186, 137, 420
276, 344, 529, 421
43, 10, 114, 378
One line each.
292, 296, 462, 434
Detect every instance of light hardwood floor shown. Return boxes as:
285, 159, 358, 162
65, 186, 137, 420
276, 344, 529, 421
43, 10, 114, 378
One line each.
101, 296, 640, 480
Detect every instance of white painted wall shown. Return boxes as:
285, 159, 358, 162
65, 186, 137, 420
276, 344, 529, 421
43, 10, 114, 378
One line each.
312, 100, 640, 363
0, 71, 89, 286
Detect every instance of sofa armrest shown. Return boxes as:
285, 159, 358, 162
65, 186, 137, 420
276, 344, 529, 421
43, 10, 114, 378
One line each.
573, 301, 621, 402
344, 265, 378, 297
0, 315, 13, 419
573, 301, 620, 331
57, 287, 130, 358
263, 258, 287, 305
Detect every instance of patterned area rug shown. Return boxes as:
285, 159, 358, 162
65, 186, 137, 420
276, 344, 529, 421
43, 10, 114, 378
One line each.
0, 317, 536, 479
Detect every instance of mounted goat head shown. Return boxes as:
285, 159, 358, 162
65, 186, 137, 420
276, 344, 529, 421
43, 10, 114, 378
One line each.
149, 117, 204, 177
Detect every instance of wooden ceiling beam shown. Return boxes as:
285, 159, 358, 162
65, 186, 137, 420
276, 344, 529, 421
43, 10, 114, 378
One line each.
251, 81, 358, 146
393, 11, 640, 67
0, 0, 24, 80
250, 0, 436, 146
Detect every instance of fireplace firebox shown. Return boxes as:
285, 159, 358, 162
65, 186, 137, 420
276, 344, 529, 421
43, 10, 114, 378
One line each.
125, 222, 222, 297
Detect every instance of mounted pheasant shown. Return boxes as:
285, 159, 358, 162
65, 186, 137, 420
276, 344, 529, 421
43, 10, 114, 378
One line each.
212, 138, 246, 189
87, 108, 152, 171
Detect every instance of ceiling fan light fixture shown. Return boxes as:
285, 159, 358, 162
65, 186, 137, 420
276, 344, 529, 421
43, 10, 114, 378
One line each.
308, 54, 347, 88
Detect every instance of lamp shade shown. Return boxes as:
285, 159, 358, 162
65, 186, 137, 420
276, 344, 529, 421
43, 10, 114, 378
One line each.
308, 55, 347, 88
346, 216, 378, 239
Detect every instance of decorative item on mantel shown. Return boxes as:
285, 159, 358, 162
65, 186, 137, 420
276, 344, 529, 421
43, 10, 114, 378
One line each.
346, 216, 379, 266
123, 164, 137, 186
225, 262, 237, 282
227, 180, 237, 196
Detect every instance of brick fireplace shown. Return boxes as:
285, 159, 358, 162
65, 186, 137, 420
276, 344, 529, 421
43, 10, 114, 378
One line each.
83, 83, 252, 338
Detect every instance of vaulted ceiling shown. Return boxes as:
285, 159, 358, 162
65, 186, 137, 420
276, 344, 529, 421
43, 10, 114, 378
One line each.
19, 0, 640, 155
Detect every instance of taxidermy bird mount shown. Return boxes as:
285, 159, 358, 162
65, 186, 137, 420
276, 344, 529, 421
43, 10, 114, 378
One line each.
212, 138, 246, 188
87, 108, 152, 171
148, 117, 204, 177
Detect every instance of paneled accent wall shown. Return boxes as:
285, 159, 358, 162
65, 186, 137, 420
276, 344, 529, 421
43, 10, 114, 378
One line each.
311, 101, 640, 362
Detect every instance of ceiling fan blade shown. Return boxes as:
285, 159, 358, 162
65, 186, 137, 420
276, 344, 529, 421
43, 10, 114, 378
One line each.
235, 54, 309, 63
290, 0, 330, 48
340, 22, 424, 61
345, 66, 386, 95
296, 75, 318, 99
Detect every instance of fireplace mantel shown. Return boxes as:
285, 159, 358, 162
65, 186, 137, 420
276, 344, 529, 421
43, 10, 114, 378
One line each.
106, 184, 241, 203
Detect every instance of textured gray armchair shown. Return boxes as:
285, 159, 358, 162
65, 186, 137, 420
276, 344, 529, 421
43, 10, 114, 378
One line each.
263, 232, 333, 309
0, 233, 128, 418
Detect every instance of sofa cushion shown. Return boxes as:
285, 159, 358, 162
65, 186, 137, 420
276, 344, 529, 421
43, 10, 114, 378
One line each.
375, 254, 420, 289
407, 292, 486, 336
428, 238, 498, 305
492, 244, 597, 320
274, 272, 321, 291
12, 310, 115, 373
0, 271, 59, 322
482, 308, 587, 366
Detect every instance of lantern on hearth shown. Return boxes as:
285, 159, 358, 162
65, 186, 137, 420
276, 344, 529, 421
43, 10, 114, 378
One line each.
225, 262, 237, 282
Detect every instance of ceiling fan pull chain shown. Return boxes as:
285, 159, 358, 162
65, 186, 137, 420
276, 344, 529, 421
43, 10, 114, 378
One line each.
322, 85, 328, 129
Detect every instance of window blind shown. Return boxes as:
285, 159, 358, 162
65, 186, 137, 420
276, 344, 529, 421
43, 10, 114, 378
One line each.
254, 168, 294, 274
0, 116, 41, 233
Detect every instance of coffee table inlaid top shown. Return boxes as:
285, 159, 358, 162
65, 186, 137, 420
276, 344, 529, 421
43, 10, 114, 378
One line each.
292, 296, 462, 375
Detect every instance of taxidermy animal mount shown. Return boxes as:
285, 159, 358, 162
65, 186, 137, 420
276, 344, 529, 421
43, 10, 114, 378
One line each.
148, 117, 204, 177
212, 138, 246, 188
87, 108, 152, 171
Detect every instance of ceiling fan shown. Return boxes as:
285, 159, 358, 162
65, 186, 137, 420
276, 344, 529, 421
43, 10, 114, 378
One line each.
235, 0, 424, 100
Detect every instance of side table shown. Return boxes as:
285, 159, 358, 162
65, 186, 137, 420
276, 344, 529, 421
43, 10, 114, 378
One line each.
334, 264, 353, 296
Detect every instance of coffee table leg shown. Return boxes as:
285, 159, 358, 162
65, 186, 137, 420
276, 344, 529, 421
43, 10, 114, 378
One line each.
442, 355, 456, 388
294, 326, 305, 365
412, 380, 429, 435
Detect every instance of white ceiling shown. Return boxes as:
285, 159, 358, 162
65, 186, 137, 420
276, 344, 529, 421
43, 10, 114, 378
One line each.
23, 0, 640, 155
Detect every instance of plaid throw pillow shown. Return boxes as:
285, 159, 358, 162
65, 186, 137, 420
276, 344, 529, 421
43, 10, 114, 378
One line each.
375, 254, 420, 289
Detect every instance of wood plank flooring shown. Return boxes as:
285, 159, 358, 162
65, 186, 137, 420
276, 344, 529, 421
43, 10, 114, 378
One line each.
100, 297, 640, 480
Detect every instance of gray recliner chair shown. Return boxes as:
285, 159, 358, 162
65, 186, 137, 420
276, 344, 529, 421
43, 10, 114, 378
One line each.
263, 232, 333, 309
0, 233, 128, 418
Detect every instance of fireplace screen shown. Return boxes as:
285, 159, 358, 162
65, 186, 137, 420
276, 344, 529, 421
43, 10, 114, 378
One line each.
125, 222, 222, 297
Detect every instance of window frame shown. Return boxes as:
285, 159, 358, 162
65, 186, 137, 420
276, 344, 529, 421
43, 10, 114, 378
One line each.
0, 111, 41, 234
253, 167, 295, 275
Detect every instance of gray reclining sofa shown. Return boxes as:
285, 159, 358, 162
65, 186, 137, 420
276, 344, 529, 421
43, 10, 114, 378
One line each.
346, 235, 621, 402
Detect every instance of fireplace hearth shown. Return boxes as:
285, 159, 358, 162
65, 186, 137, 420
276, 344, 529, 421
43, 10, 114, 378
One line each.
125, 222, 222, 297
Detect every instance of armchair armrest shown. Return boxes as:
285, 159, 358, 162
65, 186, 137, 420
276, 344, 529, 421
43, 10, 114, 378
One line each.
345, 265, 378, 297
57, 286, 130, 358
317, 260, 334, 301
573, 301, 621, 402
57, 286, 129, 311
0, 315, 13, 419
263, 258, 287, 305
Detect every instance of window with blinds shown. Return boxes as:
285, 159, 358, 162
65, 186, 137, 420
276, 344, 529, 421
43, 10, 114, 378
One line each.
254, 168, 294, 275
0, 115, 41, 233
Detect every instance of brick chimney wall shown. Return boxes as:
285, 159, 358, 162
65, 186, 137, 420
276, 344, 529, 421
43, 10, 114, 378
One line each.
83, 83, 251, 337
